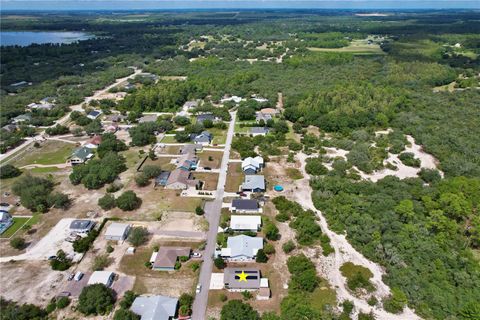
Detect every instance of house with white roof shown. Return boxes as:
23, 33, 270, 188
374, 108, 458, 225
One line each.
230, 215, 261, 232
241, 156, 264, 175
221, 235, 263, 261
87, 271, 115, 287
104, 222, 131, 241
130, 295, 178, 320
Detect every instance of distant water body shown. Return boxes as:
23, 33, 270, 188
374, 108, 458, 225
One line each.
0, 31, 93, 47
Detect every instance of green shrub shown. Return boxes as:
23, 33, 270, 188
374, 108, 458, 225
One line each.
282, 240, 296, 253
56, 297, 70, 309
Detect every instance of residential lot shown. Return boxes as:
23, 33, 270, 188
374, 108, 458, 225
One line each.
192, 172, 219, 191
198, 150, 223, 169
224, 162, 243, 192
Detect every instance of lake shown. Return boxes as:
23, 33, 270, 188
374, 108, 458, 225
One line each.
1, 31, 93, 47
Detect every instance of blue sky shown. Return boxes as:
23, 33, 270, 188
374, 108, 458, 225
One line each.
1, 0, 479, 11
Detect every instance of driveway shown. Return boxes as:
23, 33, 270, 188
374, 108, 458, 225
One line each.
0, 218, 81, 262
191, 111, 236, 320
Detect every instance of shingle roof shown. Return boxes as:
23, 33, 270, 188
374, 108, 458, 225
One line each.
153, 247, 191, 269
130, 295, 178, 320
72, 146, 93, 160
231, 199, 259, 210
242, 175, 265, 191
250, 127, 269, 134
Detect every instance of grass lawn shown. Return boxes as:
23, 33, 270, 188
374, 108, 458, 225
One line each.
209, 127, 228, 144
28, 167, 62, 174
234, 121, 256, 134
308, 39, 385, 55
198, 151, 223, 169
225, 162, 243, 192
1, 217, 31, 238
192, 172, 219, 191
15, 141, 74, 167
286, 168, 303, 180
340, 262, 374, 292
141, 157, 177, 171
308, 285, 337, 312
160, 135, 179, 143
154, 189, 204, 212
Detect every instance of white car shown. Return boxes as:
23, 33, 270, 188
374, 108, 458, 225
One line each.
74, 272, 84, 281
192, 252, 202, 258
196, 284, 202, 293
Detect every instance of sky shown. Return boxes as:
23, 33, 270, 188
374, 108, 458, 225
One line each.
1, 0, 479, 11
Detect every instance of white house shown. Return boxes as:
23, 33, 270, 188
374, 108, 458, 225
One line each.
241, 156, 264, 175
230, 215, 261, 231
221, 235, 263, 261
87, 271, 115, 287
104, 222, 131, 241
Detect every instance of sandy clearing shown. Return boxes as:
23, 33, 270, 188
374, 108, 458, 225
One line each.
290, 153, 421, 320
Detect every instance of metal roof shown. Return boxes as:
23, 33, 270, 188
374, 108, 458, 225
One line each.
130, 295, 178, 320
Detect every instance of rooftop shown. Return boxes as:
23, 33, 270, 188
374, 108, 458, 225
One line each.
153, 247, 191, 269
231, 199, 259, 210
105, 222, 130, 238
130, 295, 178, 320
224, 268, 261, 289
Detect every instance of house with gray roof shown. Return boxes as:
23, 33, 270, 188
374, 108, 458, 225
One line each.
138, 114, 158, 123
130, 295, 178, 320
155, 171, 171, 187
151, 247, 191, 271
69, 219, 96, 234
0, 211, 13, 235
69, 146, 94, 165
231, 199, 260, 213
250, 127, 269, 137
87, 110, 102, 120
192, 131, 213, 145
104, 222, 131, 241
220, 235, 263, 261
241, 175, 265, 192
12, 114, 32, 124
224, 268, 261, 291
196, 113, 215, 124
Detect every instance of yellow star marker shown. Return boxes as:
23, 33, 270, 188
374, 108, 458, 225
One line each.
237, 271, 248, 282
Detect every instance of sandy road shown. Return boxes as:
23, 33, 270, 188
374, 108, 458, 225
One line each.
293, 152, 421, 320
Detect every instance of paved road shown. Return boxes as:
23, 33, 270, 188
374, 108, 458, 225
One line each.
191, 111, 236, 320
0, 67, 142, 163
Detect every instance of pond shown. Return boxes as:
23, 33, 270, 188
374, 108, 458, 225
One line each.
1, 31, 93, 47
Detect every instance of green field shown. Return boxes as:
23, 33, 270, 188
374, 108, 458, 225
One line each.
308, 39, 385, 55
14, 141, 75, 167
1, 217, 31, 238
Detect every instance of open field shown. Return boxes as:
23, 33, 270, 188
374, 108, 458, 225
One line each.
192, 172, 219, 191
209, 127, 228, 144
198, 150, 223, 169
225, 162, 243, 192
308, 39, 385, 55
12, 141, 75, 167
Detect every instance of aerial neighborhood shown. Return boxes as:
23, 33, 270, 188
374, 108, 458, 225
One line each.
1, 8, 479, 320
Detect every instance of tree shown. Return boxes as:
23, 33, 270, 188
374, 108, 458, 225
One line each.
45, 124, 69, 136
97, 133, 128, 158
78, 284, 116, 315
134, 173, 149, 187
214, 257, 226, 269
282, 240, 296, 253
256, 249, 268, 263
119, 291, 138, 309
419, 168, 441, 183
174, 116, 190, 126
263, 242, 276, 255
47, 192, 70, 209
175, 132, 191, 143
142, 165, 162, 179
305, 157, 328, 176
50, 249, 72, 271
113, 309, 140, 320
10, 237, 25, 250
128, 227, 149, 247
264, 221, 280, 240
195, 206, 205, 216
0, 298, 47, 320
459, 302, 480, 320
12, 175, 60, 212
92, 254, 112, 271
98, 194, 116, 210
116, 191, 141, 211
56, 297, 70, 309
203, 119, 214, 128
394, 199, 415, 222
84, 120, 103, 135
0, 164, 22, 179
383, 288, 407, 314
237, 106, 256, 121
220, 300, 260, 320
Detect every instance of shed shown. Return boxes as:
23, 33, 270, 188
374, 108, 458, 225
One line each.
105, 222, 131, 241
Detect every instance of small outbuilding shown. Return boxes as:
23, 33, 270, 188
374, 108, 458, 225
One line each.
87, 271, 115, 287
105, 222, 131, 241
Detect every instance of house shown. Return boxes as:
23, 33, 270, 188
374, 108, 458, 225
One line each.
221, 235, 263, 261
138, 115, 158, 123
12, 114, 32, 124
154, 171, 171, 187
241, 175, 265, 192
1, 124, 18, 133
260, 108, 279, 116
87, 271, 115, 287
241, 156, 264, 175
85, 135, 102, 149
69, 219, 96, 234
105, 222, 131, 241
130, 295, 178, 320
0, 211, 13, 235
87, 110, 102, 120
230, 199, 260, 213
124, 83, 136, 90
164, 169, 199, 190
40, 97, 56, 104
183, 100, 198, 109
223, 268, 261, 291
152, 247, 191, 271
27, 102, 54, 111
255, 112, 272, 123
196, 113, 215, 124
230, 215, 261, 232
250, 127, 269, 137
192, 131, 213, 145
69, 146, 94, 164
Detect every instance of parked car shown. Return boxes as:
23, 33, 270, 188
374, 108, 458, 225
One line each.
203, 167, 211, 171
57, 292, 71, 297
47, 255, 57, 261
67, 273, 75, 281
196, 284, 202, 293
74, 272, 84, 281
239, 192, 247, 197
192, 252, 202, 258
